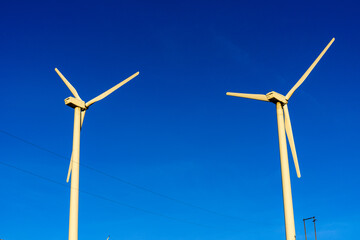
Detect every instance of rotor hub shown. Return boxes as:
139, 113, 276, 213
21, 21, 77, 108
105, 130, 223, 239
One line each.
266, 91, 288, 104
64, 97, 87, 110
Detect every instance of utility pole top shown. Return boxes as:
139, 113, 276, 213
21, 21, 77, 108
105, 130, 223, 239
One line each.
303, 216, 317, 240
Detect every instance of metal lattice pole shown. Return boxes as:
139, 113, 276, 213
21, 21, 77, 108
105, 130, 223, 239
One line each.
313, 218, 317, 240
303, 219, 308, 240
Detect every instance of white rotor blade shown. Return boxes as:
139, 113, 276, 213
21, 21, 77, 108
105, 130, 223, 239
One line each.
80, 110, 86, 129
285, 38, 335, 100
86, 72, 139, 108
66, 110, 86, 183
226, 92, 269, 102
283, 104, 301, 178
66, 156, 73, 183
55, 68, 82, 100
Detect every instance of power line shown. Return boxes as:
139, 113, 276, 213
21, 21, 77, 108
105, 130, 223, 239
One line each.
0, 159, 241, 233
0, 129, 277, 227
0, 129, 241, 220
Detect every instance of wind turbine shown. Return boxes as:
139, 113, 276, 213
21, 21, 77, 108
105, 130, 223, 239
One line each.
226, 38, 334, 240
55, 68, 139, 240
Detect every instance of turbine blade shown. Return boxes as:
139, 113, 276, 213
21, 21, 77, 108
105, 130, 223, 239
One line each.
67, 111, 86, 182
226, 92, 269, 102
283, 104, 301, 178
285, 38, 335, 100
55, 68, 82, 100
80, 110, 86, 129
66, 156, 73, 183
86, 72, 139, 108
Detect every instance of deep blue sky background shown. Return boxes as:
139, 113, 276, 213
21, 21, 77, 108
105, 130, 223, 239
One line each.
1, 1, 359, 239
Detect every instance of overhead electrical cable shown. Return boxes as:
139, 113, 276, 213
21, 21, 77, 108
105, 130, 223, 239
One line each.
0, 129, 276, 226
0, 129, 240, 219
0, 159, 244, 233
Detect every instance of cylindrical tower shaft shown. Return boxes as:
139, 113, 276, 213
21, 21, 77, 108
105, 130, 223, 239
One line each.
69, 107, 81, 240
276, 102, 296, 240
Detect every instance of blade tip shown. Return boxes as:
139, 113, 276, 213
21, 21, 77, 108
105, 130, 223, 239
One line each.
131, 71, 139, 78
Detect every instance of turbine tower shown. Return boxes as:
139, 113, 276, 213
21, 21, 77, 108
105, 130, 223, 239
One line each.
55, 68, 139, 240
226, 38, 334, 240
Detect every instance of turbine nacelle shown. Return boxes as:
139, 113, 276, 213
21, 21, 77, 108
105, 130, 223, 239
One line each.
266, 91, 288, 104
65, 97, 87, 110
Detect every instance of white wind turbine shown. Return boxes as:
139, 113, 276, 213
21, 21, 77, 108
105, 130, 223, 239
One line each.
226, 38, 334, 240
55, 68, 139, 240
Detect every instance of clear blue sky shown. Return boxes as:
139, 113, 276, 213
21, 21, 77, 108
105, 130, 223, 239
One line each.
1, 1, 359, 239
